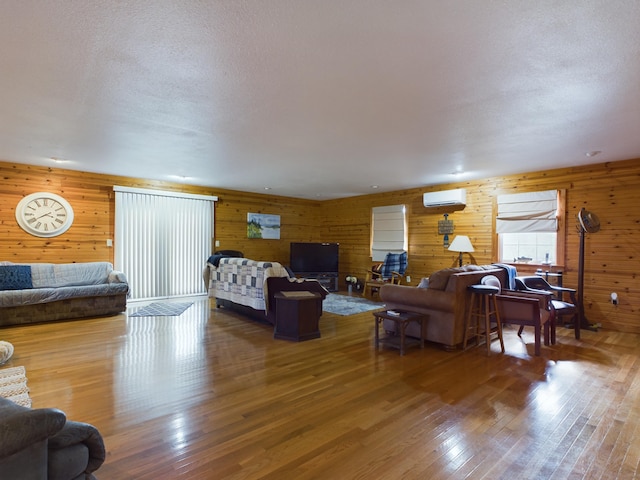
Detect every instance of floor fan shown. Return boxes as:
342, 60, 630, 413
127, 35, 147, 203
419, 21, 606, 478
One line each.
575, 207, 601, 339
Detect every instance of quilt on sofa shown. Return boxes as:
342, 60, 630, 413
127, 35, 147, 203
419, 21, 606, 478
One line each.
207, 258, 289, 311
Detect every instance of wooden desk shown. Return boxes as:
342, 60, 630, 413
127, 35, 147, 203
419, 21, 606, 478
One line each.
273, 291, 322, 342
373, 309, 428, 356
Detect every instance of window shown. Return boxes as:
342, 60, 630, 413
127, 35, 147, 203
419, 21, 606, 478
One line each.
496, 190, 563, 265
371, 205, 407, 262
500, 232, 556, 264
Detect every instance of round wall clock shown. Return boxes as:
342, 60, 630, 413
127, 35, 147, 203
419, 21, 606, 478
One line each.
15, 192, 74, 238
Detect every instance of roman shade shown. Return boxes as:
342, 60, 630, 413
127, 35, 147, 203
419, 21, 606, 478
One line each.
496, 190, 558, 234
371, 205, 407, 262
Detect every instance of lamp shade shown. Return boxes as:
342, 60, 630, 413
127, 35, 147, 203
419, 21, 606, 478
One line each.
448, 235, 474, 253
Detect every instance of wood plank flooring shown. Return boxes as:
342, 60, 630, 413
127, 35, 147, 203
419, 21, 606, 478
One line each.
2, 296, 640, 479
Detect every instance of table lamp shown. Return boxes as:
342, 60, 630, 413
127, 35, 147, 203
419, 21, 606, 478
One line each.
448, 235, 474, 267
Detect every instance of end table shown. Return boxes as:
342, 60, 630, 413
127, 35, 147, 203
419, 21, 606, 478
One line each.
273, 291, 322, 341
373, 309, 428, 355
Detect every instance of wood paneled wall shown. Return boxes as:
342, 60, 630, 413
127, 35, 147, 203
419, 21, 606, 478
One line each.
1, 158, 639, 333
321, 158, 640, 334
0, 162, 320, 266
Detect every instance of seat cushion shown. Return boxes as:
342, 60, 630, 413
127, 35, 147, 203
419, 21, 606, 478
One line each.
551, 299, 575, 313
48, 443, 89, 480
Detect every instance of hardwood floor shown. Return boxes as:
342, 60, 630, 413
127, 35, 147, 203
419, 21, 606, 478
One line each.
2, 296, 640, 479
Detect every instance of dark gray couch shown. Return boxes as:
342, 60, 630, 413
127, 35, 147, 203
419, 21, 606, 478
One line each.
0, 396, 105, 479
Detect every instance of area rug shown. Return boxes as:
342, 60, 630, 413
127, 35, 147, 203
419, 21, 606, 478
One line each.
0, 365, 31, 407
322, 293, 383, 316
129, 302, 194, 317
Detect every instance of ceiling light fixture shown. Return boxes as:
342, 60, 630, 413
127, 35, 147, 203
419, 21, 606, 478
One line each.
585, 150, 601, 157
168, 175, 192, 181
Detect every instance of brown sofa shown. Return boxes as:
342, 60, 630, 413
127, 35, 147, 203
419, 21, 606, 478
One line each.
379, 265, 509, 350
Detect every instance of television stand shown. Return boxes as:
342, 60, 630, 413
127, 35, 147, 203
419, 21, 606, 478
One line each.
299, 273, 338, 292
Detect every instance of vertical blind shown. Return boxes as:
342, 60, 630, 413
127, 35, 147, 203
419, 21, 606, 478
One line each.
371, 204, 407, 262
114, 186, 217, 300
496, 190, 558, 233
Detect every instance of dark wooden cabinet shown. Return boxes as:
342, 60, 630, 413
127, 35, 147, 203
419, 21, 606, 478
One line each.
273, 291, 322, 341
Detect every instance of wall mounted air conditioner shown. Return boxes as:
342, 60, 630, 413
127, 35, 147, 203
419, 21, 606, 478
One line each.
423, 188, 467, 208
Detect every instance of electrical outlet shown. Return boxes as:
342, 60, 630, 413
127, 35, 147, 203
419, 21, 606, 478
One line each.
406, 275, 411, 283
106, 239, 113, 247
215, 240, 220, 247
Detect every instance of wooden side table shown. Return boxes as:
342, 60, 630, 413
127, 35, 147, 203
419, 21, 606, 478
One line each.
273, 291, 322, 342
373, 309, 428, 355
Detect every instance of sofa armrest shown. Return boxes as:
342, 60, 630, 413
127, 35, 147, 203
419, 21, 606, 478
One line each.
499, 289, 552, 307
203, 264, 212, 290
0, 399, 66, 458
266, 277, 329, 315
108, 270, 128, 284
48, 420, 106, 474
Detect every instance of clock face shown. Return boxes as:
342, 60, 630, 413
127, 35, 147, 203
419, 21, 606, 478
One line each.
15, 192, 74, 237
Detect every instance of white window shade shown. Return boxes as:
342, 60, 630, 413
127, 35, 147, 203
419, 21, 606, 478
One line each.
496, 190, 558, 233
371, 205, 407, 262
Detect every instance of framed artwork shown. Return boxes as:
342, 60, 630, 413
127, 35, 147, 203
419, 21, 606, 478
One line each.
247, 213, 281, 239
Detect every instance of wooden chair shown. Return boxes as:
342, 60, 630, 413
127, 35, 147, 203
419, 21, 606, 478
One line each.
515, 275, 577, 328
495, 290, 554, 356
363, 251, 407, 299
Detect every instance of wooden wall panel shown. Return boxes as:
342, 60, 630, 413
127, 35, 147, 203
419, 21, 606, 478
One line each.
1, 158, 639, 334
212, 191, 321, 266
0, 162, 321, 267
320, 158, 640, 334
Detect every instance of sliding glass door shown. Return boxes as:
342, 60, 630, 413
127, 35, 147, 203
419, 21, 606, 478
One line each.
114, 186, 217, 301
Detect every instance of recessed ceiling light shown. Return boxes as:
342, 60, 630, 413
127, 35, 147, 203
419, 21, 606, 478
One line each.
264, 187, 272, 191
371, 185, 379, 189
585, 150, 601, 157
50, 157, 70, 163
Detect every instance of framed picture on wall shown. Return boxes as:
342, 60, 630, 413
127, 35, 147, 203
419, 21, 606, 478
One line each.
247, 213, 281, 239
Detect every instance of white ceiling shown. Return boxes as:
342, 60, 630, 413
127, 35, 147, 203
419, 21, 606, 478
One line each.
1, 1, 639, 200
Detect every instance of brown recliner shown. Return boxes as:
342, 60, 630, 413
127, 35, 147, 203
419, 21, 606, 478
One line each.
0, 397, 105, 479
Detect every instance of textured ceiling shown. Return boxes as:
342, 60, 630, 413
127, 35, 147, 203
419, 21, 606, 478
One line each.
1, 1, 639, 199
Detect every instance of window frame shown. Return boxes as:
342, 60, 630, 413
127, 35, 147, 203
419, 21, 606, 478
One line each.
492, 189, 566, 269
370, 204, 408, 262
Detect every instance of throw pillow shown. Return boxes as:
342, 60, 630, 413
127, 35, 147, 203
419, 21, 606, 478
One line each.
0, 341, 14, 365
0, 265, 33, 290
428, 268, 458, 290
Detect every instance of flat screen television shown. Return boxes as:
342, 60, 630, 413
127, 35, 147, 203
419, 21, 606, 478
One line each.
290, 242, 339, 275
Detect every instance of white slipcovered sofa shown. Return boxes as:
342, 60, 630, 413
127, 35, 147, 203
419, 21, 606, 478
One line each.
0, 262, 129, 327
